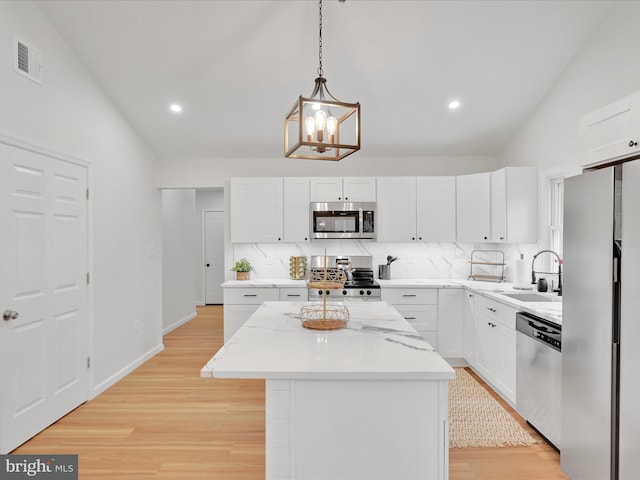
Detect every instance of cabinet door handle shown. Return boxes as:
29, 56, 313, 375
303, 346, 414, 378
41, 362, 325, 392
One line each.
403, 294, 417, 297
487, 307, 496, 313
287, 294, 301, 297
629, 140, 638, 147
243, 294, 258, 297
404, 317, 417, 320
483, 236, 488, 240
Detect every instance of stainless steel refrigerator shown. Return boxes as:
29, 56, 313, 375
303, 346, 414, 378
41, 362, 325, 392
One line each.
562, 159, 640, 479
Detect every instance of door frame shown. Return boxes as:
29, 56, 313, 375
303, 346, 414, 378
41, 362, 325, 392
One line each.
202, 209, 224, 305
0, 131, 93, 399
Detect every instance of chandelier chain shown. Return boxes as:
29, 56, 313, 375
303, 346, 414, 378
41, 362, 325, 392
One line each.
317, 0, 323, 77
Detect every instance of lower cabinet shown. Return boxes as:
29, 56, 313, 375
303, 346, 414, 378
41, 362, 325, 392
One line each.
223, 287, 308, 342
472, 293, 517, 405
382, 288, 438, 350
438, 289, 463, 361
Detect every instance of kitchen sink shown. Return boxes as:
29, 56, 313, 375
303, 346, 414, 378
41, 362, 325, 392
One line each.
501, 293, 561, 303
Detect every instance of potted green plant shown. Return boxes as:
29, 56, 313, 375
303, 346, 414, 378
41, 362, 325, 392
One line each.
231, 258, 254, 280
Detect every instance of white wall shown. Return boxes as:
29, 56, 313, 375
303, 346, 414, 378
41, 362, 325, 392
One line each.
157, 155, 499, 188
0, 1, 163, 396
162, 190, 197, 332
496, 1, 640, 286
195, 189, 224, 305
500, 1, 640, 176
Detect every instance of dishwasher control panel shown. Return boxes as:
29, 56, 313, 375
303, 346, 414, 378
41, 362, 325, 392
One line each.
516, 312, 561, 352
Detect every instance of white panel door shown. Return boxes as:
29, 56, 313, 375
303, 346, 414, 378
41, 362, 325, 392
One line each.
204, 211, 224, 304
0, 142, 89, 453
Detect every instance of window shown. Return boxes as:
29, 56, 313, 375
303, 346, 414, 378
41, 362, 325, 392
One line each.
548, 176, 564, 258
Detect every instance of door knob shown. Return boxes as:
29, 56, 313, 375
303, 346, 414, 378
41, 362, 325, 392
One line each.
3, 310, 19, 321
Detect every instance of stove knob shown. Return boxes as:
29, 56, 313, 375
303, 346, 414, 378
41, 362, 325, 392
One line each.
325, 290, 330, 296
317, 290, 322, 295
359, 290, 365, 296
342, 290, 347, 295
366, 290, 372, 295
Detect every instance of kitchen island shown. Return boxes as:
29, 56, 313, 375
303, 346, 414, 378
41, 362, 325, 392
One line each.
201, 301, 455, 480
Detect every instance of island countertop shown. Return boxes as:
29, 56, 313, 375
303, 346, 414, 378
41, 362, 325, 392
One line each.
202, 301, 455, 381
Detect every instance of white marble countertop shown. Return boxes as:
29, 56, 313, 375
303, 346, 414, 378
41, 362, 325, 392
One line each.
221, 278, 562, 326
202, 301, 455, 381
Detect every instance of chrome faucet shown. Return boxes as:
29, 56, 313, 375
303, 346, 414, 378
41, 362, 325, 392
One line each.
531, 249, 562, 296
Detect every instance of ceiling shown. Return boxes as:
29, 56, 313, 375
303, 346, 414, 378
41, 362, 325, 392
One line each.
36, 0, 613, 161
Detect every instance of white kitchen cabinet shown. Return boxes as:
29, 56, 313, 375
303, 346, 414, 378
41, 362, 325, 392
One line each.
223, 287, 280, 342
472, 293, 517, 405
437, 289, 463, 361
279, 287, 308, 301
463, 290, 475, 366
456, 168, 537, 243
342, 177, 377, 201
417, 176, 456, 242
490, 167, 537, 243
309, 177, 376, 202
230, 177, 283, 243
456, 172, 491, 242
580, 91, 640, 168
224, 286, 306, 342
376, 177, 417, 242
382, 288, 438, 350
283, 177, 310, 243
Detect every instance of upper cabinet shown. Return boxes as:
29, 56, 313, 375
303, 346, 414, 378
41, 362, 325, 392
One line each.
456, 167, 537, 243
377, 177, 417, 242
283, 177, 310, 243
310, 177, 376, 202
580, 91, 640, 168
417, 176, 456, 242
230, 177, 311, 243
231, 177, 284, 243
377, 176, 456, 243
456, 172, 491, 242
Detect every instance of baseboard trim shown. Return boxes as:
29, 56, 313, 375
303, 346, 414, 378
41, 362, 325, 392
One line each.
163, 311, 197, 336
90, 343, 164, 399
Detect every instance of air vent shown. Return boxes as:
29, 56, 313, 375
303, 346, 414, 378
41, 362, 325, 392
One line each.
14, 37, 42, 84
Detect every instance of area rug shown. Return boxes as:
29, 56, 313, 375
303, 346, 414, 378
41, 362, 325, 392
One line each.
448, 368, 540, 448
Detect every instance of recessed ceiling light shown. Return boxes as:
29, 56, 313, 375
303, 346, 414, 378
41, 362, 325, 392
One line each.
449, 100, 461, 110
170, 104, 182, 113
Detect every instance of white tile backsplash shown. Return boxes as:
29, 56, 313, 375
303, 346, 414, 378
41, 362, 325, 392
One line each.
232, 240, 544, 281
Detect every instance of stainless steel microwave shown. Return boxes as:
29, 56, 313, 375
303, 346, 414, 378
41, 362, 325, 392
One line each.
310, 202, 376, 240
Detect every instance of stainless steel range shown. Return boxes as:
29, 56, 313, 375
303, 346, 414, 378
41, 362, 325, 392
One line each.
307, 255, 381, 301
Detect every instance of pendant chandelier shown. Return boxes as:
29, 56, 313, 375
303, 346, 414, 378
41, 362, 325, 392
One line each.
284, 0, 361, 161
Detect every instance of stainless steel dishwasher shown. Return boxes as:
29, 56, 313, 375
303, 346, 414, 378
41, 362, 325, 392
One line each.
515, 311, 562, 450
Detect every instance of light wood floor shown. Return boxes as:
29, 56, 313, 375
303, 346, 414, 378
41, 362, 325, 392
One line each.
14, 305, 567, 479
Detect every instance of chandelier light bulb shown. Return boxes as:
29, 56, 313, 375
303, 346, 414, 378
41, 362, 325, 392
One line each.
326, 116, 338, 143
304, 116, 316, 140
314, 110, 327, 142
314, 110, 327, 131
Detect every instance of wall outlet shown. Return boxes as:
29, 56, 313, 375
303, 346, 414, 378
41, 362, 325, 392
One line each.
134, 320, 140, 333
